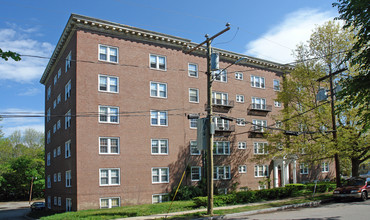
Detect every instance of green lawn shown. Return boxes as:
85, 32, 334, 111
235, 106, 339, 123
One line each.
28, 194, 332, 220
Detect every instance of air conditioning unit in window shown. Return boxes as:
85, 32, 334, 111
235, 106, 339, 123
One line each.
218, 126, 224, 130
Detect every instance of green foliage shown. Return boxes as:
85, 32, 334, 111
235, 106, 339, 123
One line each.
0, 48, 21, 61
170, 185, 204, 201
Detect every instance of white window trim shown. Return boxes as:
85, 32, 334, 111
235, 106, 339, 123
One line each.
322, 162, 329, 173
189, 88, 199, 103
98, 74, 119, 93
236, 95, 244, 103
236, 118, 246, 126
65, 140, 71, 158
151, 167, 169, 183
274, 100, 282, 107
152, 193, 169, 204
300, 164, 309, 175
150, 81, 167, 98
188, 63, 198, 78
98, 44, 119, 63
238, 165, 247, 173
99, 168, 121, 186
253, 142, 268, 155
238, 142, 246, 149
150, 110, 168, 126
66, 198, 72, 212
65, 170, 71, 187
273, 79, 280, 91
65, 51, 71, 73
189, 118, 197, 129
149, 54, 167, 71
254, 165, 269, 177
213, 69, 227, 83
99, 106, 119, 124
65, 80, 71, 101
214, 166, 231, 180
99, 137, 120, 155
191, 166, 201, 181
190, 140, 200, 155
65, 110, 71, 130
235, 72, 243, 80
252, 119, 267, 132
100, 197, 121, 209
213, 141, 230, 155
251, 75, 265, 89
151, 139, 169, 155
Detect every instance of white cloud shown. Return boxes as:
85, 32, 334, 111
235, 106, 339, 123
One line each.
0, 26, 53, 83
245, 9, 337, 64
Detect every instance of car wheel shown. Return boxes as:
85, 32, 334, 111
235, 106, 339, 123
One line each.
360, 191, 367, 201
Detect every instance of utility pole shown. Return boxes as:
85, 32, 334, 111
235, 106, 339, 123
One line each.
186, 24, 230, 216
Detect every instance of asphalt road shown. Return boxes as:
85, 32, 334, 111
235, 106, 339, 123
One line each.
0, 201, 31, 220
225, 199, 370, 220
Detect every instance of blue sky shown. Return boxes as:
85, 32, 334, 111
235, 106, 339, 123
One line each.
0, 0, 339, 137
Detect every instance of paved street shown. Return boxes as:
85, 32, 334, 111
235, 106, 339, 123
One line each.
0, 201, 31, 220
224, 199, 370, 220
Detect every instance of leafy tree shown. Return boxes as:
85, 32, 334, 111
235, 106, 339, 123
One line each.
267, 21, 369, 177
0, 48, 21, 61
333, 0, 370, 131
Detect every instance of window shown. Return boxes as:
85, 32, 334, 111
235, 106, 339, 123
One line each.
53, 100, 56, 109
65, 170, 71, 187
57, 120, 61, 130
100, 168, 120, 186
152, 194, 169, 204
252, 97, 267, 110
235, 72, 243, 80
65, 51, 71, 72
53, 124, 56, 133
47, 130, 51, 144
47, 152, 51, 166
99, 75, 118, 93
65, 80, 71, 101
150, 82, 167, 98
212, 91, 228, 106
236, 95, 244, 103
252, 119, 267, 132
100, 197, 120, 209
65, 110, 71, 129
188, 63, 198, 77
57, 68, 61, 78
251, 75, 265, 88
275, 121, 282, 128
213, 69, 227, 82
254, 165, 269, 177
150, 54, 166, 70
47, 108, 51, 123
274, 100, 282, 107
57, 146, 61, 156
190, 141, 200, 155
189, 118, 197, 129
213, 141, 230, 155
58, 197, 61, 206
238, 142, 246, 149
213, 117, 230, 130
99, 45, 118, 63
54, 75, 57, 85
47, 86, 51, 101
47, 175, 51, 188
239, 165, 247, 173
54, 196, 57, 205
273, 79, 280, 91
47, 196, 51, 209
191, 166, 201, 181
236, 118, 246, 126
65, 140, 71, 158
189, 88, 199, 103
150, 110, 168, 126
57, 94, 61, 104
99, 137, 119, 154
151, 139, 168, 155
66, 198, 72, 212
58, 172, 61, 182
53, 173, 57, 182
322, 162, 329, 173
53, 149, 56, 158
214, 166, 231, 180
254, 142, 268, 154
300, 163, 309, 174
259, 185, 267, 190
99, 106, 119, 123
152, 167, 169, 183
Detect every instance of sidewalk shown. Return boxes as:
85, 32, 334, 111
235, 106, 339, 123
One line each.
119, 197, 331, 220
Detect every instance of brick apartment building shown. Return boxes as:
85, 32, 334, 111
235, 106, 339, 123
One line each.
40, 14, 334, 211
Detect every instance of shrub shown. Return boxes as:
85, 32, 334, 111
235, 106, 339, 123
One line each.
170, 185, 204, 201
235, 191, 257, 203
193, 196, 207, 207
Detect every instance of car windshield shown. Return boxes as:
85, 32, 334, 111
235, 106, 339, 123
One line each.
343, 179, 365, 186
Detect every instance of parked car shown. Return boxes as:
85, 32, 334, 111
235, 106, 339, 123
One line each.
30, 202, 45, 211
333, 177, 370, 201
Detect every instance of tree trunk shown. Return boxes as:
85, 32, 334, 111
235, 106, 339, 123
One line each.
351, 158, 360, 177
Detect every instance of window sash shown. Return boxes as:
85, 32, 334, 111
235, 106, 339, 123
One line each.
213, 166, 231, 180
213, 141, 230, 155
151, 139, 168, 154
150, 82, 167, 98
251, 75, 265, 88
99, 137, 119, 154
254, 142, 268, 154
150, 111, 168, 126
189, 89, 199, 102
188, 63, 198, 77
254, 165, 268, 177
99, 45, 118, 63
100, 169, 120, 186
191, 167, 201, 181
190, 141, 200, 155
152, 168, 169, 183
150, 54, 166, 70
99, 106, 119, 123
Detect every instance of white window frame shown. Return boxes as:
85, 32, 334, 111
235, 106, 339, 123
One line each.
99, 137, 120, 154
151, 167, 169, 183
151, 139, 168, 155
213, 141, 230, 155
238, 165, 247, 173
252, 119, 267, 132
254, 165, 269, 177
191, 166, 201, 181
236, 118, 246, 126
150, 54, 166, 71
65, 140, 71, 158
322, 162, 329, 173
65, 170, 71, 187
273, 79, 280, 91
150, 81, 167, 98
57, 120, 61, 130
213, 166, 231, 180
66, 198, 72, 212
65, 51, 71, 72
238, 142, 246, 149
300, 163, 309, 174
251, 75, 265, 89
65, 110, 71, 129
189, 88, 199, 103
99, 106, 119, 124
213, 117, 230, 130
99, 45, 118, 63
152, 194, 169, 204
252, 97, 267, 110
57, 146, 61, 156
99, 75, 119, 93
190, 140, 200, 155
236, 95, 244, 103
213, 69, 227, 82
150, 110, 168, 126
100, 197, 120, 209
212, 91, 229, 106
274, 100, 282, 107
254, 142, 268, 155
99, 168, 120, 186
188, 63, 198, 78
65, 80, 71, 101
189, 118, 197, 129
235, 72, 243, 80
